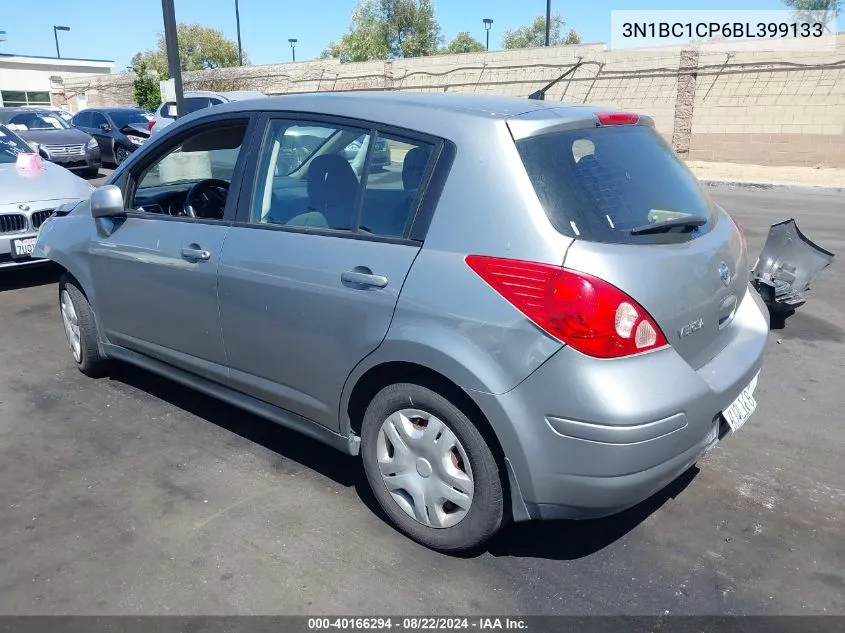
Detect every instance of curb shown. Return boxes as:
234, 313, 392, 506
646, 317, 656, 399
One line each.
700, 179, 845, 194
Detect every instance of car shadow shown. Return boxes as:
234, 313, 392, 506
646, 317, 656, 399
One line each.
0, 264, 61, 292
485, 466, 699, 560
107, 363, 361, 488
107, 362, 699, 561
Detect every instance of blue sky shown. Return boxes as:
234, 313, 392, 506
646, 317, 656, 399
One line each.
0, 0, 831, 69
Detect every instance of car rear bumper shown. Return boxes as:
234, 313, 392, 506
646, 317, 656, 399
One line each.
472, 286, 770, 521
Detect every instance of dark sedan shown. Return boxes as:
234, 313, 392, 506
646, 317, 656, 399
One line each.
71, 108, 151, 166
0, 108, 101, 177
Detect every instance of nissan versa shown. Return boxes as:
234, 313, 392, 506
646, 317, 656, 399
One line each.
34, 93, 769, 552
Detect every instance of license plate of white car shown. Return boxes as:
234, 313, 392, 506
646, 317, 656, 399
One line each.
11, 237, 37, 259
722, 373, 759, 433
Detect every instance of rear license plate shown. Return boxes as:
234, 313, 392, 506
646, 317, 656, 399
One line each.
722, 373, 759, 433
10, 237, 37, 259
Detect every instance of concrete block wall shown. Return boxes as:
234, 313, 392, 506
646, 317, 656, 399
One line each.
62, 34, 845, 167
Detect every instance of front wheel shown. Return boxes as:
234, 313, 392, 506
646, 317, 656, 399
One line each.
59, 276, 108, 377
361, 383, 504, 552
113, 145, 131, 166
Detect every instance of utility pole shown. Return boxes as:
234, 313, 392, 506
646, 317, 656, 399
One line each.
235, 0, 243, 65
161, 0, 185, 118
545, 0, 551, 46
53, 25, 70, 58
483, 18, 493, 51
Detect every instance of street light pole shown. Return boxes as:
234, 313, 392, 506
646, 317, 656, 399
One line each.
235, 0, 243, 65
289, 38, 297, 62
53, 26, 70, 58
161, 0, 185, 119
545, 0, 551, 46
483, 18, 493, 51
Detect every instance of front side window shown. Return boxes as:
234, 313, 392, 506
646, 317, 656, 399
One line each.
132, 121, 248, 219
90, 112, 108, 128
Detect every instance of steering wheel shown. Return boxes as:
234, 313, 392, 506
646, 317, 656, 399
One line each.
185, 179, 230, 219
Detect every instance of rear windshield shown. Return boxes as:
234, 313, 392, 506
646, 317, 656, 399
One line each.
516, 125, 717, 244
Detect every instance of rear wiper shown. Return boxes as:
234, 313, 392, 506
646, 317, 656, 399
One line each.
629, 216, 707, 235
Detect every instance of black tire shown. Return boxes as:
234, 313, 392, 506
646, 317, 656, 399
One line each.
58, 275, 109, 377
113, 145, 130, 166
361, 383, 504, 552
83, 167, 100, 179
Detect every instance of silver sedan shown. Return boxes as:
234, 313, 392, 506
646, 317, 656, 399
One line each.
0, 124, 93, 269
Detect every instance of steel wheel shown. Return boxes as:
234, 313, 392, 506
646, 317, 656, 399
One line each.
60, 289, 82, 363
115, 146, 130, 165
376, 408, 474, 528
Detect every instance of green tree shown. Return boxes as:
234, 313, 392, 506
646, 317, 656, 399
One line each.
441, 31, 486, 54
321, 0, 442, 62
131, 23, 245, 78
783, 0, 842, 32
501, 13, 582, 49
130, 61, 162, 111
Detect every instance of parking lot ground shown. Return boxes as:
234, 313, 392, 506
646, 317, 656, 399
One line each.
0, 187, 843, 615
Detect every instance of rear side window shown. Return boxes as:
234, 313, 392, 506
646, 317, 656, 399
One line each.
516, 126, 716, 244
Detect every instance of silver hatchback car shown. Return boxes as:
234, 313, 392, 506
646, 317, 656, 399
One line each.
35, 93, 769, 552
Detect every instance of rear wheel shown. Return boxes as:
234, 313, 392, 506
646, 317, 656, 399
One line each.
361, 383, 504, 552
59, 276, 108, 377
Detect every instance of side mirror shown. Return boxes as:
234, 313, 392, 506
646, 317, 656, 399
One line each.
90, 185, 126, 219
99, 123, 111, 132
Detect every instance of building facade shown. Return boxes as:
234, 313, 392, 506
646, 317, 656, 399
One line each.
0, 53, 113, 110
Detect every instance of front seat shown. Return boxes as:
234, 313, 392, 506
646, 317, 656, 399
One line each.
286, 154, 359, 230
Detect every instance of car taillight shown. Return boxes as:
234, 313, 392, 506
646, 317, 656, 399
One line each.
147, 120, 155, 131
465, 255, 668, 359
597, 112, 639, 126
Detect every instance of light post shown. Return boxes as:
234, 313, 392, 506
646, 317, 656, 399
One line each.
545, 0, 551, 46
289, 38, 298, 62
161, 0, 185, 119
235, 0, 243, 65
53, 26, 69, 58
483, 18, 493, 51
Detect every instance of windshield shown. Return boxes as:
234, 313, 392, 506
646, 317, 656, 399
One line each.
0, 125, 32, 163
13, 112, 70, 130
109, 110, 150, 128
516, 125, 717, 244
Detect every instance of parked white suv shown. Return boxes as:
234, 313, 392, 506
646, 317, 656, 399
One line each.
149, 90, 266, 135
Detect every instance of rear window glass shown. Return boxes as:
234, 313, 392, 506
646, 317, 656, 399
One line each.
516, 125, 717, 244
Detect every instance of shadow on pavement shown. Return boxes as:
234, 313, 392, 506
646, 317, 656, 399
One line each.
108, 363, 360, 488
107, 362, 699, 561
486, 466, 699, 560
0, 264, 61, 292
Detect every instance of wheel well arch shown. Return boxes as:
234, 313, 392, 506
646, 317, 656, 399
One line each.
346, 361, 506, 468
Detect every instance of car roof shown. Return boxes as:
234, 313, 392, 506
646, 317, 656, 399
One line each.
197, 91, 610, 135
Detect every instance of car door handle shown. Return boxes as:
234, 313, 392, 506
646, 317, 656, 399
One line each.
341, 270, 388, 289
181, 245, 211, 261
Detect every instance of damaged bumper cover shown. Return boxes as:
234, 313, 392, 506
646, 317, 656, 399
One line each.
751, 219, 834, 313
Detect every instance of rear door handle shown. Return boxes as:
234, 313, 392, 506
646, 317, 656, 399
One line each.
181, 245, 211, 261
341, 270, 388, 289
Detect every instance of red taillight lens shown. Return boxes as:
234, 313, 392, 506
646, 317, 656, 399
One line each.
597, 112, 640, 126
465, 255, 668, 359
147, 120, 155, 131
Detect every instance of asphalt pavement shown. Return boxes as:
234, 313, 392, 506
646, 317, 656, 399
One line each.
0, 186, 842, 615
